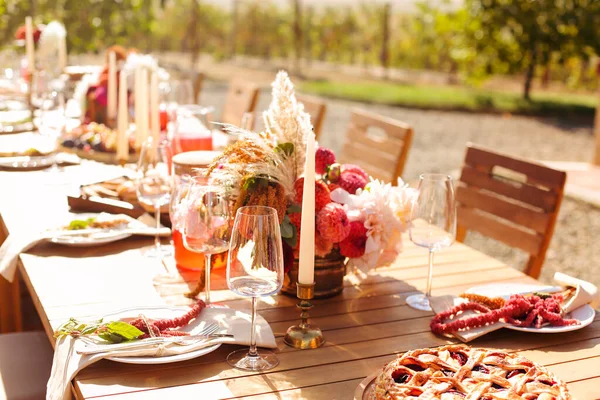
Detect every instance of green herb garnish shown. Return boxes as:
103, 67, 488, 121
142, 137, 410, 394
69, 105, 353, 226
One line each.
67, 217, 96, 230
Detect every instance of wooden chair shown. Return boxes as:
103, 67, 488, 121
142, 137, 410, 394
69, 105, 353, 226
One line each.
0, 331, 54, 399
221, 79, 260, 129
339, 108, 413, 184
297, 94, 327, 140
456, 144, 567, 279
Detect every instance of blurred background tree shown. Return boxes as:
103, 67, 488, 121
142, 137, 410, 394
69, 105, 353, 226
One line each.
1, 0, 599, 96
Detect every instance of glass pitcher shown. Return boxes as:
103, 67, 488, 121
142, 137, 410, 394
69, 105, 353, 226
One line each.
173, 105, 214, 154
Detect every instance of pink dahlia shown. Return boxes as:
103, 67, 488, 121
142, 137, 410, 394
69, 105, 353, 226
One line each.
316, 203, 351, 242
342, 164, 369, 180
315, 232, 334, 257
339, 221, 368, 258
316, 147, 336, 174
294, 178, 331, 210
338, 171, 368, 194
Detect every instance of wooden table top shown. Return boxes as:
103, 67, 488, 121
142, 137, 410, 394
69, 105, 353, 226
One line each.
1, 164, 599, 399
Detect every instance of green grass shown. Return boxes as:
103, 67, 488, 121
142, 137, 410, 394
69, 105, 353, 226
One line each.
299, 80, 597, 120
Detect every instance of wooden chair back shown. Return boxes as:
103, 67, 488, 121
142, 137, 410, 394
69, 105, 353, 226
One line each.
221, 79, 260, 129
456, 144, 566, 278
297, 94, 327, 140
339, 108, 413, 184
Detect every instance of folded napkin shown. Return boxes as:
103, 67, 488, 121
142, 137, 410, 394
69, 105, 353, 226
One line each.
554, 272, 600, 313
430, 273, 599, 343
0, 213, 170, 282
47, 306, 276, 400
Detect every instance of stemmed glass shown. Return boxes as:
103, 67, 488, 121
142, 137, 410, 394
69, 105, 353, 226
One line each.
182, 172, 231, 303
226, 206, 284, 371
407, 173, 456, 311
135, 139, 173, 258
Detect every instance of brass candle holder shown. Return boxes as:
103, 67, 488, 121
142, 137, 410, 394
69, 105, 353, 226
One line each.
283, 282, 325, 349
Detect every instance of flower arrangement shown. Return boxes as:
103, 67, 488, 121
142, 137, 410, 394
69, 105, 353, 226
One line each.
209, 71, 415, 273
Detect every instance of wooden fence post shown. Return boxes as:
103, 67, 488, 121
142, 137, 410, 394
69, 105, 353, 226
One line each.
380, 3, 391, 78
595, 76, 600, 165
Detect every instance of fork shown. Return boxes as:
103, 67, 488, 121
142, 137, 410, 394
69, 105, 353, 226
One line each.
78, 322, 225, 354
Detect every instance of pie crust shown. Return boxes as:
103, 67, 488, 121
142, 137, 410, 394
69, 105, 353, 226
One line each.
371, 345, 571, 399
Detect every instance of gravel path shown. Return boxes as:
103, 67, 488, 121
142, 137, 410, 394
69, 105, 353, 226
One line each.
201, 80, 600, 288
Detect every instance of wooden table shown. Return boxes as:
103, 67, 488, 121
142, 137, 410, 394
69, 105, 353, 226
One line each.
1, 165, 599, 399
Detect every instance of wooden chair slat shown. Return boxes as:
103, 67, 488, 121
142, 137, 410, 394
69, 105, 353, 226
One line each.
297, 94, 327, 140
458, 206, 543, 255
457, 144, 566, 278
346, 125, 405, 156
456, 185, 551, 234
465, 145, 567, 189
460, 165, 557, 212
221, 79, 260, 128
339, 108, 413, 184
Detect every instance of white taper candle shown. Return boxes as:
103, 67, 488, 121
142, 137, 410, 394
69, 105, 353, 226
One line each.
107, 51, 117, 120
139, 68, 149, 145
150, 71, 160, 144
298, 131, 316, 285
116, 71, 129, 162
134, 67, 142, 148
58, 34, 67, 71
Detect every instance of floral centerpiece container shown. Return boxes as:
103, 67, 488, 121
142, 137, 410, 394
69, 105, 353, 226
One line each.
207, 71, 416, 298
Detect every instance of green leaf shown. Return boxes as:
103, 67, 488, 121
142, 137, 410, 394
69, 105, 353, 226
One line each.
287, 204, 302, 214
68, 219, 90, 230
98, 332, 125, 344
275, 142, 294, 157
280, 216, 294, 238
106, 321, 144, 340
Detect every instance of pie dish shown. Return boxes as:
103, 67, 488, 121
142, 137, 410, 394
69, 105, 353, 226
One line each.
371, 345, 571, 399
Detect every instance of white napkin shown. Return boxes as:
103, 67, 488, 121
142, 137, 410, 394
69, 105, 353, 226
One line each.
0, 213, 170, 282
47, 306, 277, 400
554, 272, 600, 313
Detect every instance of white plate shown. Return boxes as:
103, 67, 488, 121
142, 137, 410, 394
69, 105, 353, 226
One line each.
50, 213, 135, 247
51, 230, 132, 246
96, 305, 221, 365
466, 283, 596, 333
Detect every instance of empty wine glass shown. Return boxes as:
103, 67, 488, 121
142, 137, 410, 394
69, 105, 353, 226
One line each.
136, 139, 173, 258
182, 172, 231, 303
226, 206, 284, 371
407, 173, 456, 311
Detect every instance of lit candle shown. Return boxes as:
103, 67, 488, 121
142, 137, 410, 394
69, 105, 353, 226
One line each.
139, 68, 149, 145
107, 51, 117, 122
150, 71, 160, 144
298, 131, 316, 285
134, 67, 142, 148
25, 17, 35, 74
116, 71, 129, 162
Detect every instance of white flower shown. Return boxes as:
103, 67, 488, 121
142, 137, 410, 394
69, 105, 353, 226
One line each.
37, 21, 66, 64
332, 179, 410, 269
122, 53, 170, 89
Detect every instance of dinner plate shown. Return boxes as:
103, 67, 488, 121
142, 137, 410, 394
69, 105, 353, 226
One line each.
0, 153, 57, 170
100, 305, 221, 365
466, 283, 595, 333
0, 100, 34, 133
49, 213, 144, 247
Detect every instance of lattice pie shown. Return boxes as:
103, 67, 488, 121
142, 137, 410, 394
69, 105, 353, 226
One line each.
371, 345, 571, 399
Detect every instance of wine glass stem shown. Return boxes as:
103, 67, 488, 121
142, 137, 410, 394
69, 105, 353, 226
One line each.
425, 249, 434, 298
248, 296, 258, 358
204, 253, 211, 304
154, 205, 161, 256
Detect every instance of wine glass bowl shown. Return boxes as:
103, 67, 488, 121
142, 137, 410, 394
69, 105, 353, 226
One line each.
135, 139, 173, 259
181, 173, 232, 303
407, 173, 456, 311
226, 206, 284, 371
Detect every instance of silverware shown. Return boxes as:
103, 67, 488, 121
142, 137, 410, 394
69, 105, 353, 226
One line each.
77, 323, 233, 355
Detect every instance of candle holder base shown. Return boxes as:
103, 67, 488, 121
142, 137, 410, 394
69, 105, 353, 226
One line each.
283, 282, 325, 349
